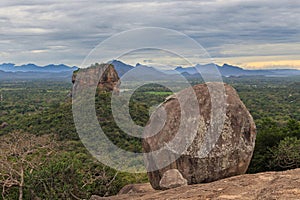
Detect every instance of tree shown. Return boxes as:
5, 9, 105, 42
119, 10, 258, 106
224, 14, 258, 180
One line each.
0, 132, 57, 200
28, 151, 121, 199
270, 137, 300, 170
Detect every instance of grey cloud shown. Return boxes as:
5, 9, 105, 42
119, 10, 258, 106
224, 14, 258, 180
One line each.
0, 0, 299, 66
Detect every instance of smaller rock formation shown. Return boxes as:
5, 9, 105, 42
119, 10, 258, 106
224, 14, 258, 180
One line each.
72, 63, 120, 95
159, 169, 187, 190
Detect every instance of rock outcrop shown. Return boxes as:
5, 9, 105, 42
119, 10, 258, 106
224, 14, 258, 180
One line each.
159, 169, 188, 190
143, 83, 256, 189
72, 63, 120, 94
90, 168, 300, 200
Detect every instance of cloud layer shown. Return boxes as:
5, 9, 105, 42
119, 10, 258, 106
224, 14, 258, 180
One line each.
0, 0, 299, 68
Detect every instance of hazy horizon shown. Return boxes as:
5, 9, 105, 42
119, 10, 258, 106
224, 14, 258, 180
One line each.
1, 59, 300, 71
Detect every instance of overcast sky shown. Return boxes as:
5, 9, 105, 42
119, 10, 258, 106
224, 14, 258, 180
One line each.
0, 0, 299, 69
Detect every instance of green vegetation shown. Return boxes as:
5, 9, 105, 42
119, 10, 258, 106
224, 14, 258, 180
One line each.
0, 75, 299, 199
270, 136, 300, 169
224, 76, 300, 173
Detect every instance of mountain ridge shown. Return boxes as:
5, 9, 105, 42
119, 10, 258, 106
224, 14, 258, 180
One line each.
176, 63, 300, 77
0, 63, 78, 72
107, 60, 300, 77
1, 60, 300, 77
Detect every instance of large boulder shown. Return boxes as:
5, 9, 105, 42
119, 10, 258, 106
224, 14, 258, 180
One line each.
143, 83, 256, 190
72, 63, 120, 94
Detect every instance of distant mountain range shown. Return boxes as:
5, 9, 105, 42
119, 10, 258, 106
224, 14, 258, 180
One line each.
109, 60, 169, 81
109, 60, 300, 78
108, 60, 135, 77
0, 63, 78, 73
0, 70, 74, 81
175, 63, 300, 77
0, 61, 299, 81
0, 63, 77, 81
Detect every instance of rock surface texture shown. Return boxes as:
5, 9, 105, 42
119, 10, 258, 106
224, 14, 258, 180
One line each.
143, 83, 256, 189
159, 169, 188, 190
72, 63, 120, 94
117, 183, 153, 195
90, 168, 300, 200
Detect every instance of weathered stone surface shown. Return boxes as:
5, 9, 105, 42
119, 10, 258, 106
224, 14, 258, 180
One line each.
159, 169, 188, 190
90, 168, 300, 200
143, 83, 256, 189
118, 183, 153, 195
72, 63, 120, 94
90, 195, 106, 200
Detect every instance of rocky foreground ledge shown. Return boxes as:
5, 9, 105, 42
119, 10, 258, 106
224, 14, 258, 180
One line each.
91, 168, 300, 200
